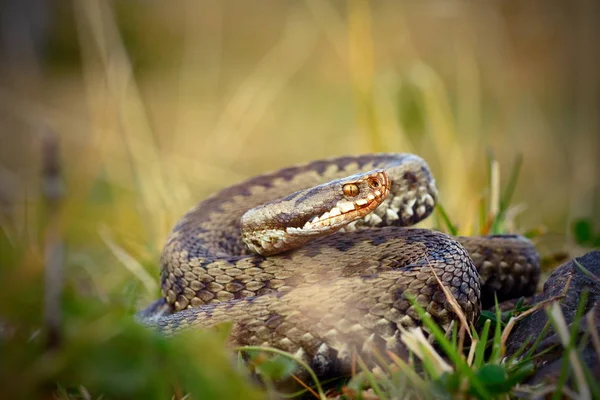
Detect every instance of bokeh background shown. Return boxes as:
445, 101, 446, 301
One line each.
1, 0, 599, 306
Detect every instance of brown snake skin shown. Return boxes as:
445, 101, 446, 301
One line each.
140, 153, 540, 379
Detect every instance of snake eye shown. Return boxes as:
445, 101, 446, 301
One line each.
343, 183, 360, 197
368, 178, 380, 189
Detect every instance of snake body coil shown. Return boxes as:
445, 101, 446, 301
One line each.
141, 153, 540, 378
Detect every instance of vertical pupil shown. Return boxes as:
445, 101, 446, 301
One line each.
344, 184, 359, 196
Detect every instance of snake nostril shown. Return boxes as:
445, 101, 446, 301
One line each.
368, 178, 380, 189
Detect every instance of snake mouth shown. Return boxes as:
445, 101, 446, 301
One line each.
291, 190, 387, 232
287, 170, 390, 234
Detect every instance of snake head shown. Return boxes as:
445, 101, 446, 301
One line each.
241, 169, 390, 256
340, 155, 439, 231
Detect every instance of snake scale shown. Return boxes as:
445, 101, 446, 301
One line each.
140, 153, 540, 379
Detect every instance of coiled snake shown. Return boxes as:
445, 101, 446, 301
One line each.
140, 153, 540, 378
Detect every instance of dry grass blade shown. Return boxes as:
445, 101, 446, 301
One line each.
574, 260, 600, 283
428, 260, 473, 340
73, 0, 191, 247
303, 0, 346, 59
209, 9, 318, 163
466, 338, 477, 366
99, 225, 158, 294
525, 384, 580, 399
500, 291, 567, 347
489, 159, 500, 220
386, 351, 428, 391
0, 86, 242, 194
75, 0, 178, 208
587, 309, 600, 363
370, 347, 394, 376
354, 356, 385, 399
399, 326, 452, 374
347, 0, 382, 151
503, 203, 528, 233
341, 386, 380, 400
291, 374, 320, 399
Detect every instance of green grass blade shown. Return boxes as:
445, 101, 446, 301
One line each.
478, 196, 487, 235
406, 296, 491, 398
491, 154, 523, 234
548, 291, 591, 400
356, 357, 386, 399
489, 296, 504, 363
435, 203, 459, 236
500, 153, 523, 213
574, 259, 600, 283
506, 335, 533, 363
523, 321, 551, 360
235, 346, 327, 400
387, 351, 429, 395
473, 319, 491, 368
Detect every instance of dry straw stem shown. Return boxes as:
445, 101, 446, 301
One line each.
526, 385, 579, 400
304, 0, 347, 59
73, 0, 189, 246
428, 260, 473, 341
347, 0, 382, 152
0, 87, 242, 195
290, 374, 320, 400
501, 279, 569, 348
466, 333, 477, 367
345, 1, 421, 153
489, 159, 500, 219
399, 326, 452, 375
497, 276, 570, 360
99, 225, 158, 294
207, 9, 317, 164
499, 291, 568, 348
341, 386, 380, 400
409, 62, 473, 225
385, 351, 428, 392
586, 310, 600, 362
481, 157, 501, 235
355, 356, 386, 399
75, 0, 180, 205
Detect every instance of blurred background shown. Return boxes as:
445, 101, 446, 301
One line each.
0, 0, 599, 307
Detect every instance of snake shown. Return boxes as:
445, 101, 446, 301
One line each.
140, 153, 540, 379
